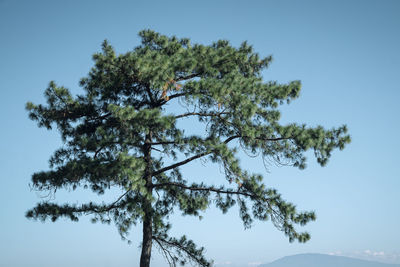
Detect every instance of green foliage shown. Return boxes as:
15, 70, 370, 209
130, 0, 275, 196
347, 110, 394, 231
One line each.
26, 30, 350, 267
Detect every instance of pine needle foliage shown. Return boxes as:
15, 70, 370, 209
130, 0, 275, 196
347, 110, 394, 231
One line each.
26, 30, 350, 267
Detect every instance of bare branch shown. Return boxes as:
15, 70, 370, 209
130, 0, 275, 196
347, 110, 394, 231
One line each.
154, 238, 175, 267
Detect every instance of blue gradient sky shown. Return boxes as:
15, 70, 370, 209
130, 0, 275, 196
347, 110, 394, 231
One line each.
0, 1, 399, 266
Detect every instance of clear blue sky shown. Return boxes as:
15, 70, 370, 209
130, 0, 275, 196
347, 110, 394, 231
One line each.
0, 1, 399, 266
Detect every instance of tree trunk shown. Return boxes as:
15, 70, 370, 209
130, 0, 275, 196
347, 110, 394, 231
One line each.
140, 131, 153, 267
140, 204, 152, 267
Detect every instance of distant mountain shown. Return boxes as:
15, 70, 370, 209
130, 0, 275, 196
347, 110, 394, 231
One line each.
259, 253, 400, 267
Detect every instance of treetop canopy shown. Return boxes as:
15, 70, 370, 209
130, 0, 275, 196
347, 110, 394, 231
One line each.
26, 29, 350, 267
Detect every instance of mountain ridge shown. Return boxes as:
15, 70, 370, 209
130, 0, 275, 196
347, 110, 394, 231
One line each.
259, 253, 400, 267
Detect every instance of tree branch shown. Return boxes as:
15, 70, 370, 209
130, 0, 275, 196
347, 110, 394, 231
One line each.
153, 151, 210, 176
145, 84, 156, 106
175, 111, 230, 119
156, 92, 187, 106
26, 189, 132, 222
152, 182, 254, 198
79, 189, 132, 214
153, 182, 289, 228
175, 73, 200, 82
151, 133, 239, 176
152, 135, 291, 176
101, 189, 131, 212
150, 141, 177, 146
154, 237, 175, 267
152, 235, 208, 267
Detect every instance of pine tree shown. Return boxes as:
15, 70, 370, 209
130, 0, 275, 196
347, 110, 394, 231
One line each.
26, 30, 350, 267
